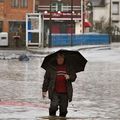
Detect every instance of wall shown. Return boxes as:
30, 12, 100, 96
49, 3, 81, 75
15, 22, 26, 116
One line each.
0, 2, 4, 20
93, 0, 120, 28
0, 0, 34, 47
3, 0, 33, 32
75, 22, 81, 34
93, 4, 109, 22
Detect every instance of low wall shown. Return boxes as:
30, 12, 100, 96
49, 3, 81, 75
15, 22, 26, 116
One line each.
51, 34, 110, 47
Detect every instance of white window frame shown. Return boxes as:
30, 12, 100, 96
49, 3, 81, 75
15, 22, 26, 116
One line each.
20, 0, 28, 8
112, 2, 119, 15
11, 0, 19, 8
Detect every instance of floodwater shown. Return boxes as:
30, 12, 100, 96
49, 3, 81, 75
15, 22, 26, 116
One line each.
0, 45, 120, 120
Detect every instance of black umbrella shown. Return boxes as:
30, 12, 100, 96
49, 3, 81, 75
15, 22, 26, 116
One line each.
41, 49, 87, 73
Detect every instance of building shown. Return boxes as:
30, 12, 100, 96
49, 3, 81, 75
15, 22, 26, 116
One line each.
36, 0, 92, 35
111, 0, 120, 27
34, 0, 92, 47
0, 0, 4, 32
90, 0, 120, 31
0, 0, 34, 47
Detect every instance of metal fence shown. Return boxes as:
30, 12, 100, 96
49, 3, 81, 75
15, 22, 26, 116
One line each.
50, 34, 110, 47
111, 26, 120, 42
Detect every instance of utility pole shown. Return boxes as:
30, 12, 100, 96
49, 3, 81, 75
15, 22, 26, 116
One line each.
109, 0, 112, 29
109, 0, 112, 43
71, 0, 73, 46
81, 0, 84, 34
83, 0, 85, 33
49, 0, 52, 47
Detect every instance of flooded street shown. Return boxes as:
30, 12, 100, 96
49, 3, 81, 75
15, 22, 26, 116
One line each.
0, 45, 120, 120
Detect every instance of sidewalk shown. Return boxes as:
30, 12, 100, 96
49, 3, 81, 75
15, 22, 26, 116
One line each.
27, 44, 110, 54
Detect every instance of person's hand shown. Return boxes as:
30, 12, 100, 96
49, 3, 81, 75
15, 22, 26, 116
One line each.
42, 92, 47, 98
65, 74, 70, 80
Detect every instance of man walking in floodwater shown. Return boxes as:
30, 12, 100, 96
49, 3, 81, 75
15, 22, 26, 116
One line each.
42, 52, 77, 117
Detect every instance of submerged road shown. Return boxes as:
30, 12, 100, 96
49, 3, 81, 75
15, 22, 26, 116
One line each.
0, 45, 120, 120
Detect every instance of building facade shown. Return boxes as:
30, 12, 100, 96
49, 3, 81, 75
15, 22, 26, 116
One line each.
0, 0, 4, 32
111, 0, 120, 27
0, 0, 34, 47
36, 0, 92, 35
91, 0, 120, 31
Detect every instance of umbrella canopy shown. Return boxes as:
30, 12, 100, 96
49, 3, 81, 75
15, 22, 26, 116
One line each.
41, 49, 87, 73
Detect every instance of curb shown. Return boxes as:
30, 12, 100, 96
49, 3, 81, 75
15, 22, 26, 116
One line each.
27, 45, 110, 55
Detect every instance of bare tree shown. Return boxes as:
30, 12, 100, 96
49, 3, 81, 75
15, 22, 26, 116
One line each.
94, 16, 114, 33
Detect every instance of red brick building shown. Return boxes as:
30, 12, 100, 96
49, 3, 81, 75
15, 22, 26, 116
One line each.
0, 0, 33, 47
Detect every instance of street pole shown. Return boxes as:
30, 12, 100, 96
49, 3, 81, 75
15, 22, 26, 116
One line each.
49, 0, 52, 47
71, 0, 73, 46
87, 1, 93, 32
83, 0, 85, 33
81, 0, 84, 34
109, 0, 112, 43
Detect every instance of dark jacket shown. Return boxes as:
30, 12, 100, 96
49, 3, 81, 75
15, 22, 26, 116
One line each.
42, 65, 77, 102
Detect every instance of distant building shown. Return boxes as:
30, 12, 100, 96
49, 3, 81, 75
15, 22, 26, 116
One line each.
90, 0, 120, 31
111, 0, 120, 27
90, 0, 105, 7
36, 0, 92, 35
0, 0, 34, 47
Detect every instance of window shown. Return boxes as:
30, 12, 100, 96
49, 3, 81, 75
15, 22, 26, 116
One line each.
51, 2, 57, 11
0, 21, 3, 32
11, 0, 19, 8
20, 0, 28, 8
57, 2, 63, 11
112, 2, 119, 15
51, 1, 64, 11
112, 20, 119, 26
90, 0, 105, 7
11, 0, 28, 8
9, 22, 25, 32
